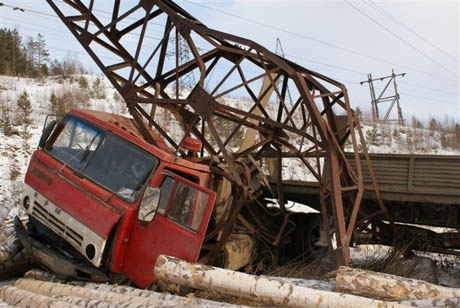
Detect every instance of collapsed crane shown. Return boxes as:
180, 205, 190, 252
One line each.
45, 0, 393, 268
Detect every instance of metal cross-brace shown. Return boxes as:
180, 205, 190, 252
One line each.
46, 0, 394, 268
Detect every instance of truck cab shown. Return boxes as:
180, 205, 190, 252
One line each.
17, 109, 216, 288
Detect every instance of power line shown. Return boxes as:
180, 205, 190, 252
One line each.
0, 2, 164, 41
177, 0, 458, 83
398, 81, 458, 97
0, 2, 57, 19
53, 0, 167, 31
1, 2, 457, 105
1, 2, 367, 81
0, 20, 122, 62
343, 0, 459, 79
4, 0, 459, 84
6, 9, 455, 98
365, 0, 458, 64
0, 19, 164, 64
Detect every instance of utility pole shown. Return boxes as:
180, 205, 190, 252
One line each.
177, 35, 196, 90
275, 38, 293, 105
167, 32, 196, 92
360, 70, 406, 125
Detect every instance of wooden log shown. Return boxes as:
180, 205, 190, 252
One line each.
398, 297, 460, 308
24, 267, 336, 293
15, 278, 249, 308
0, 298, 15, 308
154, 254, 410, 308
0, 219, 18, 264
0, 285, 78, 308
335, 266, 460, 301
23, 269, 252, 307
54, 295, 146, 308
272, 277, 335, 291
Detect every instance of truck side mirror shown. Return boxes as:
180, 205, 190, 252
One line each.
138, 187, 161, 222
39, 120, 57, 148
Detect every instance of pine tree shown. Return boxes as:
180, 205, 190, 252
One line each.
49, 92, 66, 121
16, 91, 33, 125
365, 125, 382, 147
50, 59, 64, 76
455, 124, 460, 149
355, 107, 363, 122
21, 122, 32, 154
428, 118, 438, 131
91, 77, 106, 99
2, 111, 14, 136
0, 28, 34, 76
440, 133, 448, 148
411, 115, 423, 129
35, 33, 50, 68
406, 130, 414, 153
24, 37, 39, 77
78, 76, 89, 90
1, 100, 14, 136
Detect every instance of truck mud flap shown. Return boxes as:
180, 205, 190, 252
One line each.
14, 216, 108, 282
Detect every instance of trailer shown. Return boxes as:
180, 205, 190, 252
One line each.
276, 153, 460, 253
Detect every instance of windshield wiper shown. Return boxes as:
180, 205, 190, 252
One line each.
80, 132, 101, 163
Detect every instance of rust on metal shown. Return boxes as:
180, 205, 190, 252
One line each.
45, 0, 394, 267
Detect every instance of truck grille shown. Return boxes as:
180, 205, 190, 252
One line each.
25, 184, 108, 267
32, 201, 84, 247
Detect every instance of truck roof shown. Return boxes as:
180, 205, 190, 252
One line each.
68, 109, 210, 173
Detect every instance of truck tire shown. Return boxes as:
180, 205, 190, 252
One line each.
0, 218, 36, 279
0, 246, 36, 279
294, 214, 328, 258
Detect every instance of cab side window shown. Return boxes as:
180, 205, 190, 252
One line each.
157, 176, 175, 216
167, 181, 209, 232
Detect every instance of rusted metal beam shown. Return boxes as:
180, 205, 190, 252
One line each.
46, 0, 393, 269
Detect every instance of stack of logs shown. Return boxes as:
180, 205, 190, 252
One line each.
1, 256, 460, 307
154, 255, 460, 308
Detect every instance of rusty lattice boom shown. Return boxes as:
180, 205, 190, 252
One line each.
46, 0, 393, 267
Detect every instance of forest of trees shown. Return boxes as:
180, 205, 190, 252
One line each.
0, 28, 48, 77
0, 27, 84, 78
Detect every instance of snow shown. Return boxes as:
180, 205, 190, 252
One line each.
1, 73, 459, 210
1, 73, 459, 217
1, 73, 460, 289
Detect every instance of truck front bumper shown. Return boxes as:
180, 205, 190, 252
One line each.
14, 216, 108, 282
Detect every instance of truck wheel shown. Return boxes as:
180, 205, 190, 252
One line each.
0, 245, 36, 279
295, 214, 328, 258
0, 219, 36, 279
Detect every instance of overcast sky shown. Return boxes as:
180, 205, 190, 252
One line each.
1, 0, 459, 122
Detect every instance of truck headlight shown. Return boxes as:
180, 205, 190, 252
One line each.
23, 196, 30, 210
86, 244, 96, 260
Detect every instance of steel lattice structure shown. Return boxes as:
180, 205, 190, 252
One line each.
46, 0, 394, 267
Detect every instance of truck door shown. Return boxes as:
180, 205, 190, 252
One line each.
122, 173, 215, 288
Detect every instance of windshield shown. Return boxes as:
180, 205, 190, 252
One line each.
47, 116, 158, 202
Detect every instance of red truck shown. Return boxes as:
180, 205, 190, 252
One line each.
16, 107, 328, 288
12, 0, 386, 285
17, 109, 218, 288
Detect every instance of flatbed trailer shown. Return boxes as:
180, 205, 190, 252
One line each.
276, 153, 460, 229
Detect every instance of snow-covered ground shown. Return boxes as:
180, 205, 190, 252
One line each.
1, 73, 459, 218
1, 74, 460, 295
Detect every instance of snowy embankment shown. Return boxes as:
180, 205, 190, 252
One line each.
1, 74, 459, 220
0, 75, 121, 221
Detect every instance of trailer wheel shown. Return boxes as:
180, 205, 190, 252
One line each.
295, 214, 328, 258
